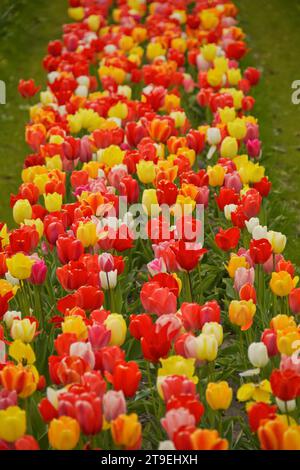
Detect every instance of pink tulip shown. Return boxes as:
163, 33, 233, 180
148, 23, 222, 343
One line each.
224, 172, 243, 192
103, 390, 127, 422
161, 408, 195, 439
70, 342, 95, 369
234, 267, 255, 292
0, 389, 17, 410
247, 139, 261, 159
88, 323, 111, 351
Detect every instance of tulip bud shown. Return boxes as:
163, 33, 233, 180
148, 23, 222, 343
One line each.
248, 342, 269, 368
195, 334, 218, 361
0, 406, 26, 443
100, 269, 118, 290
202, 322, 223, 346
206, 381, 233, 410
13, 199, 32, 225
104, 313, 127, 346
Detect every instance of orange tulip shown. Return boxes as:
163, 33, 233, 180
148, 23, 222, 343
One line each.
191, 429, 229, 450
0, 363, 38, 398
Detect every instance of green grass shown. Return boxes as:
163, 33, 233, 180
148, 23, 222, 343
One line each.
0, 0, 68, 226
235, 0, 300, 264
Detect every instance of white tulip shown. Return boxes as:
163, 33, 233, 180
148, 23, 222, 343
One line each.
267, 231, 287, 254
3, 310, 22, 329
248, 342, 269, 368
224, 204, 238, 221
245, 217, 260, 234
252, 225, 268, 240
275, 398, 296, 413
158, 441, 176, 451
207, 127, 222, 146
100, 269, 118, 290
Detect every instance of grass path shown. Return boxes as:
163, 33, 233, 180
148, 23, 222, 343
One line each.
0, 0, 299, 263
235, 0, 300, 263
0, 0, 67, 225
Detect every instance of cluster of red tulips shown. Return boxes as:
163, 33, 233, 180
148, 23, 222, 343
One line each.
0, 0, 300, 451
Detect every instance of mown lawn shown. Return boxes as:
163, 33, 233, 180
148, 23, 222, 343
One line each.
0, 0, 299, 263
0, 0, 67, 226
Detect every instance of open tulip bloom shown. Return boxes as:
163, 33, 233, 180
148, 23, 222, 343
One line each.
0, 0, 299, 453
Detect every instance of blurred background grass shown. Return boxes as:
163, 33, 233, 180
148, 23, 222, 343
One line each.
0, 0, 299, 262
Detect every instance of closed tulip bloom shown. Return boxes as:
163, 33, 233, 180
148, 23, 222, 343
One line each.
142, 189, 159, 216
76, 221, 98, 248
289, 288, 300, 314
104, 314, 127, 346
44, 192, 63, 213
257, 418, 300, 450
250, 238, 272, 264
195, 334, 218, 362
137, 160, 156, 184
6, 253, 34, 280
13, 199, 32, 225
234, 267, 255, 292
245, 217, 260, 234
206, 127, 221, 145
30, 259, 47, 285
267, 231, 287, 254
158, 356, 198, 387
215, 227, 240, 251
202, 323, 223, 346
248, 342, 269, 368
270, 271, 296, 297
48, 416, 80, 450
103, 390, 127, 422
100, 269, 118, 290
207, 164, 225, 187
62, 316, 88, 341
252, 225, 268, 240
220, 137, 238, 159
0, 406, 26, 443
111, 413, 142, 450
191, 429, 228, 450
276, 327, 300, 356
261, 329, 278, 357
69, 342, 95, 369
11, 318, 36, 343
110, 361, 141, 398
206, 382, 233, 410
161, 408, 195, 440
229, 300, 256, 330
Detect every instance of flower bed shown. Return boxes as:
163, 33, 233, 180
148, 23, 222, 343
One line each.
0, 0, 299, 451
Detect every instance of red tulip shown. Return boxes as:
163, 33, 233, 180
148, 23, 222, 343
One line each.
289, 288, 300, 314
9, 226, 39, 255
141, 324, 171, 363
215, 227, 240, 252
173, 425, 196, 450
140, 281, 177, 316
270, 369, 300, 401
38, 398, 58, 423
241, 189, 262, 218
119, 175, 140, 204
166, 394, 204, 424
171, 240, 207, 271
250, 238, 273, 264
247, 402, 277, 433
58, 391, 102, 435
156, 180, 178, 206
261, 329, 278, 357
107, 361, 141, 398
253, 177, 272, 198
239, 283, 257, 303
18, 79, 40, 98
129, 314, 153, 340
215, 188, 239, 211
14, 435, 40, 450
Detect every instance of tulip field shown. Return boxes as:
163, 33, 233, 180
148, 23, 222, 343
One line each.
0, 0, 300, 453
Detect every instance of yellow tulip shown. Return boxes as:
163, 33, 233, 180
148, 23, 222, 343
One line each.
227, 68, 242, 86
68, 7, 84, 21
195, 334, 218, 361
108, 102, 128, 120
146, 42, 166, 61
0, 406, 26, 443
202, 43, 217, 62
207, 68, 223, 88
98, 145, 124, 168
48, 416, 80, 450
13, 199, 32, 225
11, 319, 36, 343
237, 380, 271, 404
136, 160, 156, 184
44, 192, 63, 212
220, 136, 238, 159
76, 221, 98, 248
277, 327, 300, 356
202, 322, 223, 346
206, 382, 233, 410
142, 189, 159, 216
111, 414, 141, 449
229, 300, 256, 330
226, 254, 249, 278
207, 164, 225, 187
267, 231, 287, 254
219, 107, 236, 124
104, 313, 127, 346
6, 253, 34, 280
23, 218, 44, 239
227, 118, 247, 140
9, 340, 36, 365
62, 316, 88, 341
270, 271, 296, 297
158, 356, 198, 384
270, 314, 296, 331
